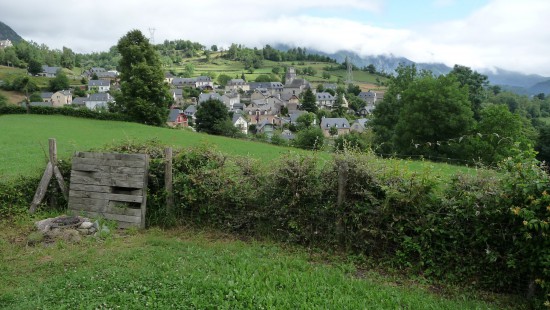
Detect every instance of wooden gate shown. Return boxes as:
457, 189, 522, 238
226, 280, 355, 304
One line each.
67, 152, 149, 228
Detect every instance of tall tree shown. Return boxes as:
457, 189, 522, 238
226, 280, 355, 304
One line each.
48, 70, 69, 92
448, 65, 488, 120
371, 64, 419, 153
195, 99, 230, 135
301, 88, 317, 113
114, 30, 171, 126
27, 59, 42, 76
393, 74, 474, 157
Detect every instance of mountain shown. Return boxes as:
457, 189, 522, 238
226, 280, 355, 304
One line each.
276, 45, 550, 94
0, 21, 23, 42
528, 80, 550, 95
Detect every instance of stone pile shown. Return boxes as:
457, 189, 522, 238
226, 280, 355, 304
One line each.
33, 215, 108, 244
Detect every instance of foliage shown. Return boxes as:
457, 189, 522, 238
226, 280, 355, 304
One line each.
195, 98, 230, 135
0, 93, 7, 107
293, 127, 324, 150
449, 65, 489, 120
300, 88, 317, 113
334, 131, 373, 152
113, 30, 171, 126
393, 74, 474, 157
216, 74, 231, 87
295, 112, 316, 130
48, 70, 70, 92
27, 59, 42, 76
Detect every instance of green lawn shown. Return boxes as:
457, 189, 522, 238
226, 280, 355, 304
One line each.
0, 222, 509, 309
0, 114, 306, 181
0, 114, 479, 182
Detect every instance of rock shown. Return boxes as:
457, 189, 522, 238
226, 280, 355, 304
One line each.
35, 218, 54, 233
62, 229, 81, 243
79, 221, 93, 229
48, 228, 62, 238
77, 228, 90, 235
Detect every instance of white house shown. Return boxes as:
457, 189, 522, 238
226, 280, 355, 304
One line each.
88, 80, 110, 92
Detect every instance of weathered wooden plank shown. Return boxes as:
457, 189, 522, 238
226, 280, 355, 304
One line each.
106, 202, 142, 217
110, 166, 146, 174
71, 210, 141, 224
71, 163, 110, 172
74, 152, 146, 161
70, 174, 110, 186
108, 193, 144, 203
68, 203, 106, 213
66, 210, 141, 228
69, 190, 109, 200
69, 197, 107, 207
110, 179, 144, 188
141, 154, 149, 229
53, 165, 68, 200
29, 162, 53, 213
69, 183, 112, 193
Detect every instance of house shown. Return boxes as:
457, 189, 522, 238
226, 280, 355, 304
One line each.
316, 92, 336, 109
85, 93, 113, 110
40, 92, 54, 102
323, 83, 337, 91
183, 105, 197, 120
166, 107, 188, 128
96, 71, 118, 81
198, 92, 222, 104
232, 114, 248, 134
25, 101, 53, 108
72, 97, 86, 106
351, 118, 369, 133
172, 76, 213, 89
248, 82, 284, 96
51, 90, 72, 107
88, 80, 110, 92
40, 65, 61, 78
358, 103, 375, 116
256, 119, 275, 138
164, 72, 175, 84
0, 39, 13, 49
280, 129, 295, 141
320, 117, 351, 137
170, 89, 184, 105
283, 67, 311, 96
221, 92, 240, 111
358, 91, 377, 104
225, 79, 249, 92
281, 94, 300, 112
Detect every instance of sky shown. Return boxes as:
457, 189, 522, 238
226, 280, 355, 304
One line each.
1, 0, 549, 76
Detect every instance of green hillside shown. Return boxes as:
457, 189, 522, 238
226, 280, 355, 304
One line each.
0, 21, 23, 42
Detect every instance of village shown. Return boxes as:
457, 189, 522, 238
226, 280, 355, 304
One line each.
25, 61, 383, 141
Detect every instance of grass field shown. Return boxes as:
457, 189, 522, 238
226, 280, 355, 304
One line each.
0, 114, 477, 182
0, 219, 511, 309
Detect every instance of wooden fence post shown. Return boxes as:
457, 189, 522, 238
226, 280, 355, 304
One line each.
29, 138, 68, 213
165, 147, 174, 217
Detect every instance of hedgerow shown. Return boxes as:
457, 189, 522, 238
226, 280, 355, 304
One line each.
2, 141, 548, 306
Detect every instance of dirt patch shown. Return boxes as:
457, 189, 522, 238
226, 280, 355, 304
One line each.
0, 89, 25, 104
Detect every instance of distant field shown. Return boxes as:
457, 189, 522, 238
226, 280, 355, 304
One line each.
0, 89, 25, 104
0, 114, 477, 182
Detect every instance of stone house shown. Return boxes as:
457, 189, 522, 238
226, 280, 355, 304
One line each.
350, 118, 369, 133
232, 114, 248, 135
225, 79, 249, 92
88, 80, 110, 92
320, 117, 351, 137
316, 92, 336, 109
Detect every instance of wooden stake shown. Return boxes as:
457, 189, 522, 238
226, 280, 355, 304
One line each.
28, 138, 68, 213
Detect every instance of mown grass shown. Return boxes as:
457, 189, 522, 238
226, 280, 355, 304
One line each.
0, 114, 480, 182
0, 217, 512, 309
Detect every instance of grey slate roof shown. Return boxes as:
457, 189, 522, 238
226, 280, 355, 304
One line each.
28, 101, 53, 107
88, 80, 110, 87
168, 108, 183, 122
316, 92, 335, 101
320, 117, 350, 129
184, 105, 197, 116
40, 92, 54, 99
228, 79, 246, 85
88, 93, 112, 101
249, 82, 284, 90
72, 97, 86, 105
41, 66, 60, 75
198, 92, 221, 104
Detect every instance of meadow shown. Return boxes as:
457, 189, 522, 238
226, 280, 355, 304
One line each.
0, 114, 474, 181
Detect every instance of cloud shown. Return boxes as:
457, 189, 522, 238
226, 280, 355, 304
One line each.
1, 0, 549, 75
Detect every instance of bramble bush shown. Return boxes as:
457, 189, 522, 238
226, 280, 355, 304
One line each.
2, 141, 549, 306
